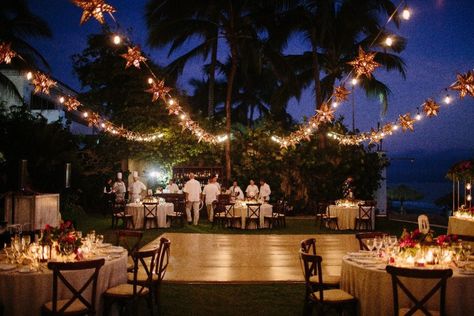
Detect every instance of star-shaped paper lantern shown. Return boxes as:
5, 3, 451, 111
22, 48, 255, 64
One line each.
348, 47, 380, 78
450, 71, 474, 99
398, 113, 415, 132
333, 85, 351, 102
422, 98, 440, 117
63, 96, 81, 111
0, 42, 16, 64
31, 72, 57, 95
121, 46, 147, 69
86, 112, 101, 127
73, 0, 116, 25
381, 123, 394, 135
316, 103, 335, 123
145, 80, 171, 102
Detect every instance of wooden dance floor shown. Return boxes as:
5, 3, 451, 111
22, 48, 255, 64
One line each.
147, 233, 359, 283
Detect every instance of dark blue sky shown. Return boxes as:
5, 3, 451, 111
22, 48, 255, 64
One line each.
28, 0, 474, 160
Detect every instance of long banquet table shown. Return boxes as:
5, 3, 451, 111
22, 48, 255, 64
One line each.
0, 251, 127, 316
447, 216, 474, 236
340, 257, 474, 316
328, 205, 375, 230
126, 202, 174, 229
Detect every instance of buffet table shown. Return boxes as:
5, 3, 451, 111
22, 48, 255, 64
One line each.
126, 202, 174, 228
447, 216, 474, 236
0, 251, 127, 316
340, 257, 474, 316
328, 205, 375, 230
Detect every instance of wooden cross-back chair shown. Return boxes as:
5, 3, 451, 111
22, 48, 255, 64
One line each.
212, 200, 228, 228
245, 203, 261, 229
112, 201, 133, 229
152, 237, 171, 311
315, 201, 329, 229
143, 202, 159, 229
386, 265, 453, 316
355, 232, 389, 251
167, 198, 186, 227
42, 258, 105, 316
301, 238, 317, 255
116, 230, 143, 272
355, 203, 374, 231
299, 251, 356, 315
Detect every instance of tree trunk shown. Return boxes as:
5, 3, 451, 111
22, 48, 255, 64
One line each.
311, 28, 322, 109
208, 33, 218, 117
225, 47, 237, 181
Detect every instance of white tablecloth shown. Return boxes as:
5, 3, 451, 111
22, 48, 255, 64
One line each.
227, 203, 273, 229
0, 252, 127, 316
328, 205, 375, 230
447, 216, 474, 236
340, 257, 474, 316
126, 203, 174, 229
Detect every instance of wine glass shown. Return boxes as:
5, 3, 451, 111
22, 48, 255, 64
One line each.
365, 238, 376, 252
96, 235, 104, 247
374, 237, 384, 254
62, 244, 74, 262
390, 235, 398, 247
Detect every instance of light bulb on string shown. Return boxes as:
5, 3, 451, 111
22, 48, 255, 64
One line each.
180, 114, 186, 120
26, 71, 33, 80
444, 95, 452, 104
147, 77, 154, 84
415, 113, 422, 121
332, 101, 339, 108
59, 96, 65, 104
168, 99, 175, 106
384, 36, 394, 47
392, 125, 399, 131
402, 6, 411, 20
351, 78, 358, 86
83, 112, 89, 118
112, 35, 122, 45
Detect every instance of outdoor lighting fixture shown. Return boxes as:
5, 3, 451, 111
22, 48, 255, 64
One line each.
415, 113, 422, 121
112, 35, 121, 45
392, 125, 399, 131
59, 97, 65, 104
100, 122, 106, 128
83, 112, 89, 118
468, 194, 472, 202
26, 71, 33, 80
402, 6, 411, 20
467, 183, 472, 190
444, 95, 452, 104
332, 101, 339, 108
168, 99, 175, 105
351, 78, 358, 86
217, 135, 228, 143
147, 77, 154, 84
180, 114, 186, 120
384, 36, 394, 47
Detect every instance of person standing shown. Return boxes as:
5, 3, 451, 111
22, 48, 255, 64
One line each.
165, 179, 179, 193
259, 179, 271, 202
245, 179, 259, 199
183, 173, 202, 225
129, 171, 147, 202
202, 176, 220, 222
112, 172, 126, 203
103, 178, 115, 215
229, 180, 244, 200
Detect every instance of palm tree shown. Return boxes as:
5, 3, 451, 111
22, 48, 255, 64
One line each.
279, 0, 406, 110
0, 0, 51, 101
146, 0, 287, 180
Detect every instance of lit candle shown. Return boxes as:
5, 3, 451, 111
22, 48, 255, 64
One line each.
406, 255, 415, 265
425, 250, 434, 264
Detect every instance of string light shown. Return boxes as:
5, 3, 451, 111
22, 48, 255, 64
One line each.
415, 113, 422, 121
147, 77, 154, 84
59, 96, 65, 104
83, 112, 89, 118
351, 78, 358, 86
112, 35, 121, 45
384, 36, 394, 47
332, 101, 339, 108
444, 95, 452, 104
402, 6, 411, 20
26, 71, 33, 80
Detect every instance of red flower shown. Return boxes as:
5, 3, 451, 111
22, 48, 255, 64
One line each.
411, 228, 421, 239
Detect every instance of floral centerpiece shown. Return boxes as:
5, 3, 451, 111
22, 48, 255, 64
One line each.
454, 206, 474, 220
40, 220, 82, 260
447, 160, 474, 181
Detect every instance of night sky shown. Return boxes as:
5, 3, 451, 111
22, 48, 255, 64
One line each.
27, 0, 474, 182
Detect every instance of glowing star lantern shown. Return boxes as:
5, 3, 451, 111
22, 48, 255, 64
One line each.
63, 96, 81, 111
146, 80, 171, 102
0, 42, 16, 64
121, 46, 147, 69
316, 103, 335, 123
450, 71, 474, 99
333, 85, 351, 102
398, 113, 415, 132
348, 47, 380, 78
31, 72, 57, 95
422, 98, 440, 117
73, 0, 116, 25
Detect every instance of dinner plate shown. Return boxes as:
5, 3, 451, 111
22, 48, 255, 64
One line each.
97, 243, 112, 248
353, 258, 381, 265
17, 266, 35, 273
347, 251, 374, 257
458, 269, 474, 275
101, 247, 124, 254
0, 263, 17, 271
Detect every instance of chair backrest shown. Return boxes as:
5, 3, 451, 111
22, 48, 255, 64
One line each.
47, 258, 105, 315
355, 232, 388, 250
299, 251, 325, 301
386, 265, 453, 316
217, 194, 231, 204
130, 247, 159, 292
358, 204, 374, 220
300, 238, 317, 255
143, 202, 158, 218
418, 214, 430, 234
224, 203, 235, 217
154, 237, 171, 282
246, 203, 261, 218
113, 201, 125, 213
316, 201, 329, 216
116, 230, 143, 254
175, 198, 186, 215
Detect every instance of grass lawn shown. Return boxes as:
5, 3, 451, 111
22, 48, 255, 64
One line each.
73, 213, 448, 316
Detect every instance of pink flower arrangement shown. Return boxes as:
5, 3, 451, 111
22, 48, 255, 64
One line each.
436, 234, 458, 245
40, 221, 82, 257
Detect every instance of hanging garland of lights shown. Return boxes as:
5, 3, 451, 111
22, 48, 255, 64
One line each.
327, 71, 474, 145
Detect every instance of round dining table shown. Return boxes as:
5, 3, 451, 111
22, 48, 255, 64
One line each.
328, 205, 375, 230
126, 202, 174, 229
0, 251, 127, 316
340, 257, 474, 316
447, 216, 474, 236
227, 202, 273, 229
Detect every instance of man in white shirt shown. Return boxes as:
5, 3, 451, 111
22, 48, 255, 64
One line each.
259, 179, 271, 202
129, 171, 147, 202
245, 179, 259, 199
229, 180, 244, 200
202, 176, 220, 222
183, 173, 202, 225
112, 172, 126, 203
165, 179, 179, 193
